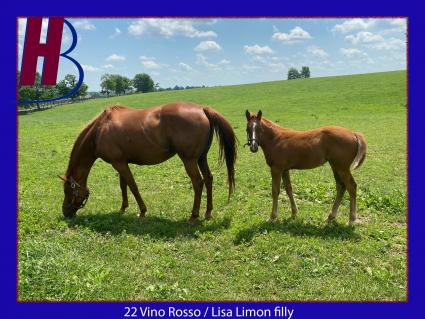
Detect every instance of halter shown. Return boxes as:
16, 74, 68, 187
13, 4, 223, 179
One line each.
244, 122, 262, 148
65, 176, 89, 209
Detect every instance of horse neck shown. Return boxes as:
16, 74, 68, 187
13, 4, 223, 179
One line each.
260, 119, 281, 152
66, 128, 97, 187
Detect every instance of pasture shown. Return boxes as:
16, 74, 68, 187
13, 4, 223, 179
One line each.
18, 70, 406, 301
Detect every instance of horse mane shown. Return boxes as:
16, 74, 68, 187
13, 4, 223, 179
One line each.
65, 104, 126, 177
261, 117, 293, 133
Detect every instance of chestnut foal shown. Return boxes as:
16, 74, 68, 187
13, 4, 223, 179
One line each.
245, 110, 366, 225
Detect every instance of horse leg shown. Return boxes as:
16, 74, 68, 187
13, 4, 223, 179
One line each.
338, 170, 357, 226
198, 155, 213, 220
112, 162, 147, 218
327, 170, 346, 224
183, 159, 204, 224
269, 166, 282, 223
282, 170, 298, 218
119, 175, 129, 212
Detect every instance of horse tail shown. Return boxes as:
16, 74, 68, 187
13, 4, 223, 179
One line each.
203, 107, 237, 199
351, 132, 367, 170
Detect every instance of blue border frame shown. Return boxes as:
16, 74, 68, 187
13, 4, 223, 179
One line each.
2, 1, 425, 318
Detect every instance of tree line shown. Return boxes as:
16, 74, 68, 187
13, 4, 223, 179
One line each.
100, 73, 207, 96
287, 66, 311, 80
18, 72, 88, 107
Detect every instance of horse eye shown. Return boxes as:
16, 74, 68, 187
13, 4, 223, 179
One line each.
71, 183, 76, 189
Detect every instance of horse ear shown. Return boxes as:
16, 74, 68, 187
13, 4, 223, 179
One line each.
58, 175, 67, 182
257, 110, 262, 121
245, 110, 250, 121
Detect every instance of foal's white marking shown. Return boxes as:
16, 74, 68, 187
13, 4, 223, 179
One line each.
252, 122, 257, 142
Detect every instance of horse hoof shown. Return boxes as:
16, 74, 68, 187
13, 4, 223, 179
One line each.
139, 212, 145, 219
348, 220, 356, 227
205, 213, 212, 220
120, 207, 128, 213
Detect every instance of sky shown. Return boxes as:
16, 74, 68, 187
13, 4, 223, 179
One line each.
18, 18, 407, 92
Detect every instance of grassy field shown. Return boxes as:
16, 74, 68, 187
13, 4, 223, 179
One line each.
18, 71, 407, 301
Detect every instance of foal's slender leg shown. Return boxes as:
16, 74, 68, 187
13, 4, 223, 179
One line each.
327, 170, 346, 224
270, 166, 282, 222
119, 175, 129, 212
338, 170, 357, 226
198, 156, 213, 219
112, 162, 147, 218
282, 170, 298, 218
183, 159, 204, 224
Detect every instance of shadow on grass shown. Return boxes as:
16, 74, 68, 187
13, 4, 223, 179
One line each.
234, 218, 361, 245
65, 211, 232, 240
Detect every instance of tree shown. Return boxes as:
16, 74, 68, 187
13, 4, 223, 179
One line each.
300, 66, 311, 78
287, 67, 300, 80
18, 72, 43, 109
100, 74, 116, 96
133, 73, 155, 93
56, 74, 88, 99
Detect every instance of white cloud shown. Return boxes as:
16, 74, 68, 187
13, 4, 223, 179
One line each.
340, 48, 366, 57
105, 54, 126, 61
242, 64, 261, 72
339, 48, 374, 64
196, 54, 221, 71
218, 59, 230, 65
332, 19, 376, 33
369, 37, 405, 50
128, 19, 217, 38
73, 19, 95, 30
82, 64, 100, 72
389, 18, 407, 27
110, 27, 122, 38
268, 62, 285, 72
244, 44, 274, 55
195, 40, 222, 52
179, 62, 194, 71
307, 45, 328, 58
102, 64, 114, 69
140, 56, 163, 69
345, 31, 384, 44
272, 26, 311, 42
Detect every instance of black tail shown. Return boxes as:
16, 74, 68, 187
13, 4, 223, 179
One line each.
203, 107, 237, 199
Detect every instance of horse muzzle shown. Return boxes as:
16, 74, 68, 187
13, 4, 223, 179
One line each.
62, 204, 78, 218
250, 143, 259, 153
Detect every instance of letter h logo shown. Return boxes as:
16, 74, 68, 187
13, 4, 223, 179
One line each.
20, 17, 64, 86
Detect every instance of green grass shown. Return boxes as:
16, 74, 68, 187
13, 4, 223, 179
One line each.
18, 71, 407, 301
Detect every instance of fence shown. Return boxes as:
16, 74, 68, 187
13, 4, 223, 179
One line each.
18, 93, 133, 115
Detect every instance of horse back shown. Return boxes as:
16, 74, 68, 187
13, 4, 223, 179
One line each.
94, 103, 210, 163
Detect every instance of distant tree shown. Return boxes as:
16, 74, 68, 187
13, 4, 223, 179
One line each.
287, 67, 300, 80
109, 75, 131, 95
100, 74, 116, 96
133, 73, 155, 93
75, 83, 88, 98
300, 66, 311, 78
56, 74, 88, 99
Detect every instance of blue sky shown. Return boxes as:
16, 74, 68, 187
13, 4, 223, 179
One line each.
18, 18, 406, 91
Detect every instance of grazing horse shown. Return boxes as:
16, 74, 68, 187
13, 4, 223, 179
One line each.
245, 110, 366, 225
60, 102, 237, 223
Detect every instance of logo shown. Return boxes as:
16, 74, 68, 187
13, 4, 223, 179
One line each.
19, 17, 84, 104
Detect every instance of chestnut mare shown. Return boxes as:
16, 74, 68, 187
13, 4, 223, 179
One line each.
245, 110, 366, 225
60, 102, 236, 223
